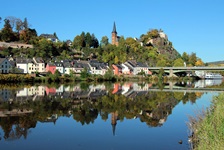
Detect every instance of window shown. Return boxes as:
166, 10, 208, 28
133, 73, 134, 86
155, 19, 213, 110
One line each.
5, 62, 7, 64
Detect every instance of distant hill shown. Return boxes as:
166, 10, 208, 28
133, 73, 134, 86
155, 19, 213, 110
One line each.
207, 60, 224, 65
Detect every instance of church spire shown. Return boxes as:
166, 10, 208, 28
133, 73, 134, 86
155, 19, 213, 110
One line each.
112, 22, 117, 34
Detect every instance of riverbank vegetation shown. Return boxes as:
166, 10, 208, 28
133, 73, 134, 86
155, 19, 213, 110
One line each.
188, 93, 224, 149
0, 70, 196, 85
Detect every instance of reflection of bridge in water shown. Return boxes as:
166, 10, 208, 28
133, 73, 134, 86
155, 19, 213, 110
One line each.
148, 88, 224, 93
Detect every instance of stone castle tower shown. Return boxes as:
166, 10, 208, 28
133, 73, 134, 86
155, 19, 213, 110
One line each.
112, 22, 119, 46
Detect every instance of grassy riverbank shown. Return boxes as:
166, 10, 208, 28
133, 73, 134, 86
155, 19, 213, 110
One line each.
188, 93, 224, 150
0, 73, 196, 84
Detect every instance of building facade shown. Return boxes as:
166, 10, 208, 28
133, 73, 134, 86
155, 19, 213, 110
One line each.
112, 22, 119, 46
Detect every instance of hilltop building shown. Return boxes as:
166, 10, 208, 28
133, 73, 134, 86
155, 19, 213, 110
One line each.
111, 22, 120, 46
40, 34, 59, 43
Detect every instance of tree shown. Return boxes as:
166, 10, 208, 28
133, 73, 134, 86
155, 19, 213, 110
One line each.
100, 36, 109, 46
195, 58, 204, 66
73, 32, 86, 49
5, 16, 17, 30
1, 19, 16, 42
189, 52, 197, 66
91, 34, 99, 48
23, 17, 28, 29
19, 28, 37, 43
85, 32, 92, 47
125, 37, 140, 52
173, 58, 184, 67
80, 68, 90, 78
182, 52, 189, 64
114, 56, 119, 64
53, 32, 58, 39
156, 55, 168, 67
16, 19, 23, 33
149, 29, 159, 38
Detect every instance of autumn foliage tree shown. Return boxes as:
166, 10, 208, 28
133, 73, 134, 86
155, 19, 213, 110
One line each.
1, 19, 17, 42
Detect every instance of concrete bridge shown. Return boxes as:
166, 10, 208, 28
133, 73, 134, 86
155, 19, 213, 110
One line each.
148, 67, 224, 77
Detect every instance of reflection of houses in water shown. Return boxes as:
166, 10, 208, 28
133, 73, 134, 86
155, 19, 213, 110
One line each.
112, 83, 153, 99
46, 84, 107, 101
17, 86, 45, 97
46, 87, 56, 96
56, 85, 64, 95
112, 82, 153, 98
112, 83, 122, 94
16, 86, 46, 102
0, 89, 15, 102
1, 84, 107, 103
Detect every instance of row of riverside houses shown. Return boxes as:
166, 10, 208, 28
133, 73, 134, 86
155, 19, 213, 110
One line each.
0, 57, 151, 76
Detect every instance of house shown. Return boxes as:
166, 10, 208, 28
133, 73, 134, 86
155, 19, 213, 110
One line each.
55, 62, 64, 74
124, 60, 150, 75
0, 58, 12, 73
63, 61, 73, 75
16, 58, 34, 74
66, 40, 72, 47
33, 57, 45, 73
112, 64, 123, 76
40, 34, 59, 43
88, 60, 109, 75
121, 63, 132, 75
27, 60, 36, 74
46, 63, 56, 74
72, 60, 89, 74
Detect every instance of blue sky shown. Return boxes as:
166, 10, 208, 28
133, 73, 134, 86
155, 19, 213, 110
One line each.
0, 0, 224, 62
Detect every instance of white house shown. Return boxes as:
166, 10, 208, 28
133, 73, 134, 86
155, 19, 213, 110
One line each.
88, 60, 109, 75
124, 60, 149, 75
55, 62, 64, 74
16, 58, 29, 73
63, 62, 73, 75
40, 34, 59, 43
27, 60, 36, 74
33, 57, 45, 73
0, 58, 12, 73
121, 63, 131, 75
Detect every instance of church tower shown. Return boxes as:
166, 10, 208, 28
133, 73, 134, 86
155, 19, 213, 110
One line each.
112, 22, 118, 46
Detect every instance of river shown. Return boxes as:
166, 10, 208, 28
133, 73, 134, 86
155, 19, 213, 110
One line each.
0, 80, 222, 150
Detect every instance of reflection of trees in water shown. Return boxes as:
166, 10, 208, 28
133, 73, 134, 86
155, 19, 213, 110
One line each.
0, 91, 204, 140
0, 116, 36, 140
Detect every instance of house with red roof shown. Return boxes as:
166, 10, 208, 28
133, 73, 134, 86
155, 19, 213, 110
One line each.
46, 63, 56, 74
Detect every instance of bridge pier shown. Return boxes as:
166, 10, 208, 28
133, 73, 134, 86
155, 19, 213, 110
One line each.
169, 69, 174, 77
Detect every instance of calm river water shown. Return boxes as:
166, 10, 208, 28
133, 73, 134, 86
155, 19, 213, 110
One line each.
0, 80, 222, 150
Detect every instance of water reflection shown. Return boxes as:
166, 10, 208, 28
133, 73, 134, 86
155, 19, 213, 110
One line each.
0, 80, 223, 142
